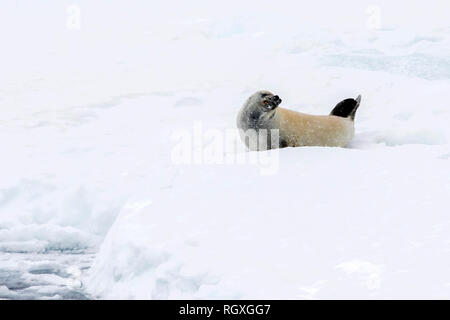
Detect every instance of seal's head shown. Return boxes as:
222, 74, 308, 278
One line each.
246, 90, 282, 112
237, 90, 283, 132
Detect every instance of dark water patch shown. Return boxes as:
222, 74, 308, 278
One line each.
0, 252, 94, 300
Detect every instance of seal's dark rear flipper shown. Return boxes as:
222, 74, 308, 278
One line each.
330, 95, 361, 121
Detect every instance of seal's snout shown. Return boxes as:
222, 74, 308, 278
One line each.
263, 95, 282, 110
271, 95, 282, 107
259, 91, 282, 110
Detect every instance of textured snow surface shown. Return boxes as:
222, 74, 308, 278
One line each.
1, 0, 450, 299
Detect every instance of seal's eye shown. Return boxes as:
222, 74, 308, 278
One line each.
261, 93, 270, 98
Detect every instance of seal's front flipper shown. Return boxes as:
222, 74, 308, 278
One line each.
330, 95, 361, 121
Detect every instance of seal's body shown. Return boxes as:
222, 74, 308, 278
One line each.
237, 91, 361, 150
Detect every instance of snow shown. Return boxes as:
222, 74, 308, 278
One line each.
1, 0, 450, 299
87, 145, 450, 299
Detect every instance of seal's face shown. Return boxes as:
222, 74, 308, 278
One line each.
254, 90, 282, 111
238, 90, 283, 131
